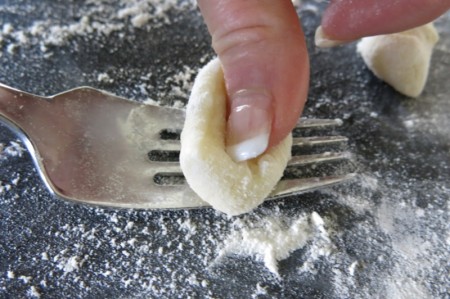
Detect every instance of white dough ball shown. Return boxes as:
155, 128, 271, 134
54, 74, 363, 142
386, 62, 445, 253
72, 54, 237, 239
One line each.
180, 58, 292, 216
357, 23, 439, 98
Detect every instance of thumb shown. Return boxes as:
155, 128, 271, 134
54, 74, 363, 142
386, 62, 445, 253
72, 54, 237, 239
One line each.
198, 0, 309, 162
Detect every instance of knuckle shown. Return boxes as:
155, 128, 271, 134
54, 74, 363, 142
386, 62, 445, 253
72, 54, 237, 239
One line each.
212, 24, 275, 58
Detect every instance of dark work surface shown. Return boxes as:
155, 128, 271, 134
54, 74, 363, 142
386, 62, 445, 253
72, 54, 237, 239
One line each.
1, 1, 449, 298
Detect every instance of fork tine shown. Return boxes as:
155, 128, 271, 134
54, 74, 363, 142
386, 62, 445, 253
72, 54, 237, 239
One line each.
147, 162, 182, 174
149, 152, 352, 184
268, 173, 357, 199
293, 136, 348, 146
153, 140, 181, 152
287, 152, 351, 166
152, 117, 354, 204
154, 118, 344, 151
295, 118, 343, 128
155, 135, 348, 152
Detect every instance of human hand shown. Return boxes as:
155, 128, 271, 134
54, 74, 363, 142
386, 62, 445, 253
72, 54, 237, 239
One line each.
197, 0, 309, 162
315, 0, 450, 47
198, 0, 450, 162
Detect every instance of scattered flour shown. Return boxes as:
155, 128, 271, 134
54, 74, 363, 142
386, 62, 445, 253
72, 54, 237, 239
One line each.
1, 173, 449, 298
97, 72, 113, 84
6, 271, 14, 279
58, 256, 80, 274
0, 141, 25, 159
0, 1, 207, 103
348, 261, 359, 276
217, 213, 311, 275
216, 212, 332, 276
19, 276, 32, 283
0, 0, 197, 52
251, 283, 269, 298
164, 65, 198, 99
27, 286, 41, 298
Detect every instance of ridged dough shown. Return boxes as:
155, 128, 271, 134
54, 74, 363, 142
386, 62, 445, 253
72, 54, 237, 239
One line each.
180, 58, 292, 216
357, 23, 439, 98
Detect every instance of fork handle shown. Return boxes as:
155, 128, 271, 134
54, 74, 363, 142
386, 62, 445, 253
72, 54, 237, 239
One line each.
0, 83, 50, 133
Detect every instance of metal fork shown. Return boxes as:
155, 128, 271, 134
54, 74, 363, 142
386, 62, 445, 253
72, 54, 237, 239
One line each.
0, 83, 356, 209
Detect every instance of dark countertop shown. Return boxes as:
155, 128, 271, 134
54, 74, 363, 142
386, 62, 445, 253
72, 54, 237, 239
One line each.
1, 1, 449, 298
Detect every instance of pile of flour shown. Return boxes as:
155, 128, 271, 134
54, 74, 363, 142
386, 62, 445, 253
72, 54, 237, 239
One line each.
216, 211, 332, 276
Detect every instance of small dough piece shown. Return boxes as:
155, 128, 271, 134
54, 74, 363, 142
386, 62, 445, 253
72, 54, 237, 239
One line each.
357, 23, 439, 98
180, 58, 292, 216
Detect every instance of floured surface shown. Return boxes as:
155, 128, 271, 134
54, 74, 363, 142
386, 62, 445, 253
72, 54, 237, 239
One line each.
1, 1, 449, 298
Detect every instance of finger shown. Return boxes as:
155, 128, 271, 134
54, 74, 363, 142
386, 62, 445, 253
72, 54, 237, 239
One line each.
198, 0, 309, 162
316, 0, 450, 47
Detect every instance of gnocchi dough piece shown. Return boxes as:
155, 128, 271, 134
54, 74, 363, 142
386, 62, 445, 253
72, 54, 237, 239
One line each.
357, 23, 439, 97
180, 58, 292, 216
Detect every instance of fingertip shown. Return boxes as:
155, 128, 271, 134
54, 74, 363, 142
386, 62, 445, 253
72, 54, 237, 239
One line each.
314, 26, 348, 48
321, 0, 450, 41
225, 89, 273, 162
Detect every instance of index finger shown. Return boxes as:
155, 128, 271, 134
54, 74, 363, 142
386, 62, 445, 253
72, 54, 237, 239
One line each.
321, 0, 450, 42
